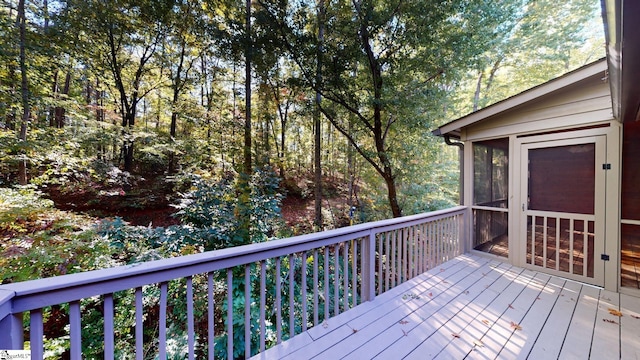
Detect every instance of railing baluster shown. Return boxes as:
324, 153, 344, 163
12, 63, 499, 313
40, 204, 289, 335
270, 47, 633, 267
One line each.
288, 254, 295, 338
135, 287, 143, 360
419, 223, 425, 273
302, 251, 308, 332
30, 309, 43, 360
313, 249, 319, 326
391, 230, 396, 288
384, 233, 390, 292
354, 239, 359, 306
410, 225, 415, 278
343, 241, 349, 311
569, 219, 575, 274
104, 294, 114, 360
324, 247, 329, 321
276, 257, 282, 344
402, 228, 408, 283
531, 215, 536, 265
447, 218, 451, 260
187, 276, 195, 360
416, 225, 422, 274
260, 260, 266, 352
555, 217, 560, 270
584, 221, 590, 276
245, 264, 251, 359
333, 244, 339, 316
207, 273, 214, 360
159, 283, 167, 360
227, 268, 233, 359
69, 301, 81, 359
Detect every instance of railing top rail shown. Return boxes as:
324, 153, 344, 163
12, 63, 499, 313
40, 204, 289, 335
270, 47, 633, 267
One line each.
0, 289, 15, 319
0, 206, 466, 312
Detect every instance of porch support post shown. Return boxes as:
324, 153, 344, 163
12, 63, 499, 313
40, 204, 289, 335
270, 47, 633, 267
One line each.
0, 289, 22, 349
460, 209, 470, 254
362, 231, 376, 302
0, 313, 24, 349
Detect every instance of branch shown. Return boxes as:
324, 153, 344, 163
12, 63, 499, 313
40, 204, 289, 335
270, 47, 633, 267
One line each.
318, 103, 385, 176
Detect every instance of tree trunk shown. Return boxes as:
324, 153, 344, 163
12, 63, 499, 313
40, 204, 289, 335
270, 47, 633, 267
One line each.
243, 1, 252, 177
314, 0, 325, 229
356, 3, 401, 218
473, 70, 483, 112
17, 0, 28, 185
54, 72, 71, 128
236, 0, 253, 244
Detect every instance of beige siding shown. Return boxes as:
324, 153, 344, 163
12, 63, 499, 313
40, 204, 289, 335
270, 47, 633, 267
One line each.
464, 79, 613, 141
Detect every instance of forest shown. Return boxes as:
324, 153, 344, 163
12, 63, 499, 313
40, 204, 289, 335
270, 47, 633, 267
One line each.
0, 0, 603, 357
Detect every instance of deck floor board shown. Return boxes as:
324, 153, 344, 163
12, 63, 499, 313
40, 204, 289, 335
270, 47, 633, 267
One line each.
253, 254, 639, 360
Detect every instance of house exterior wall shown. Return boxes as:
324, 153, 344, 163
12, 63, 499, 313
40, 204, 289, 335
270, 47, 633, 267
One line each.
458, 74, 621, 291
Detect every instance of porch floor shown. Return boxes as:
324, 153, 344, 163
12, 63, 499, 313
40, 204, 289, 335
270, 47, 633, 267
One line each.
254, 254, 640, 359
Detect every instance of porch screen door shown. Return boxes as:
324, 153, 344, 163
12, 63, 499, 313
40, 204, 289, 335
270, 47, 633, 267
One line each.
520, 136, 605, 286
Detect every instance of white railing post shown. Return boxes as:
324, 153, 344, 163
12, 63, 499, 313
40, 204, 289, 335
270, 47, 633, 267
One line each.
0, 313, 23, 349
362, 231, 376, 302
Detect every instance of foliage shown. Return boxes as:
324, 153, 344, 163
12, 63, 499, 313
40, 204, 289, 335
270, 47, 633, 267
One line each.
173, 166, 283, 250
0, 0, 606, 357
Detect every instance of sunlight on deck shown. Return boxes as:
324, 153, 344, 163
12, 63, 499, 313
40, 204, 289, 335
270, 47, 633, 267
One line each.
254, 254, 640, 360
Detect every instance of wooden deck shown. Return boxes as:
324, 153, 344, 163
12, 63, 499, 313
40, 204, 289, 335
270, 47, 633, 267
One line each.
254, 254, 640, 359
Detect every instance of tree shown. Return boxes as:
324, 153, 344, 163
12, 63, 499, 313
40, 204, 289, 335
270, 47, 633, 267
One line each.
66, 0, 172, 172
467, 0, 603, 111
17, 0, 29, 185
267, 0, 508, 217
313, 0, 324, 228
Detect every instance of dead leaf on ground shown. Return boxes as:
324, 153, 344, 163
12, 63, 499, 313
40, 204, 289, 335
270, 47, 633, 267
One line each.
442, 280, 449, 284
473, 340, 484, 347
399, 320, 409, 325
402, 329, 408, 337
608, 308, 623, 317
631, 314, 640, 319
322, 320, 329, 329
508, 304, 515, 309
352, 328, 358, 333
481, 319, 490, 326
510, 322, 522, 331
536, 297, 542, 300
463, 290, 470, 295
440, 268, 445, 272
603, 318, 618, 324
451, 333, 461, 338
428, 292, 433, 297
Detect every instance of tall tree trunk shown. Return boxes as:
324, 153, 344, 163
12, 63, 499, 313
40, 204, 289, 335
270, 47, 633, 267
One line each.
54, 72, 71, 128
236, 0, 253, 244
473, 70, 483, 112
17, 0, 28, 185
355, 0, 401, 217
314, 0, 325, 229
243, 0, 252, 178
50, 71, 59, 127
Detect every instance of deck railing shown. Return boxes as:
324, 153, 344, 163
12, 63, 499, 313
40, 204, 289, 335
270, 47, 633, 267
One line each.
0, 206, 467, 359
